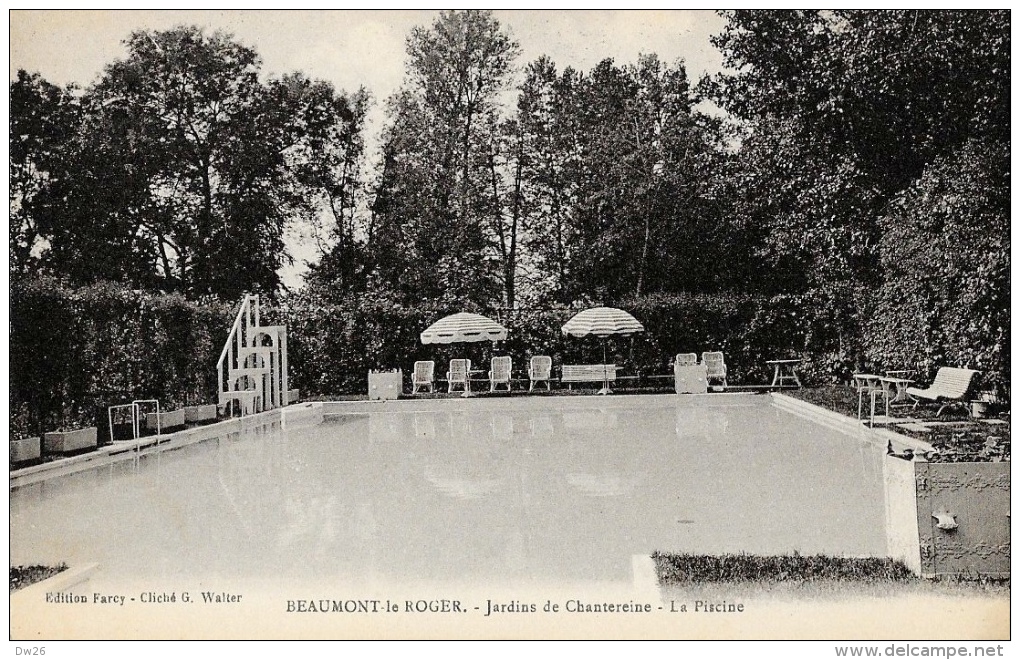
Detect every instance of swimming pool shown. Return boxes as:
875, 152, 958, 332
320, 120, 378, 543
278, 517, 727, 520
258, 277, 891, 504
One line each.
10, 394, 890, 591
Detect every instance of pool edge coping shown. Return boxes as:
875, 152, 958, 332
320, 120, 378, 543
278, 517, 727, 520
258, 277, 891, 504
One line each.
9, 408, 299, 489
770, 393, 935, 454
771, 393, 931, 575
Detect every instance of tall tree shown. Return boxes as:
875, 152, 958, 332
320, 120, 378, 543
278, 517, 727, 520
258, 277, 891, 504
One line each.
712, 10, 1008, 189
708, 9, 1009, 364
11, 70, 161, 287
514, 55, 731, 304
369, 10, 519, 307
512, 58, 584, 303
12, 26, 370, 300
273, 74, 371, 297
9, 71, 79, 278
89, 26, 289, 297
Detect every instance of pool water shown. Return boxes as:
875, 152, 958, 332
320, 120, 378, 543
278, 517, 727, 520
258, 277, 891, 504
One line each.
10, 395, 888, 590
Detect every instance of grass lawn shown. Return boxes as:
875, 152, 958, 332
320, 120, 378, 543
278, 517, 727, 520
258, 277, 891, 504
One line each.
10, 563, 68, 593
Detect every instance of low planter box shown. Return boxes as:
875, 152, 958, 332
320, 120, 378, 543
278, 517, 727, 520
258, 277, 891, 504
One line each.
10, 437, 41, 463
184, 404, 218, 423
144, 409, 186, 432
43, 427, 98, 454
368, 370, 402, 400
287, 389, 300, 404
970, 400, 995, 418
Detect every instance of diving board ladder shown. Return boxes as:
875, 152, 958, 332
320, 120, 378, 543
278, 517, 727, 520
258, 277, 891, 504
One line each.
217, 294, 289, 416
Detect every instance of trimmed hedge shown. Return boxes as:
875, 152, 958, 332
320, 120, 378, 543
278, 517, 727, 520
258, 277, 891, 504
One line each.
10, 277, 234, 440
269, 291, 809, 397
652, 551, 913, 583
10, 563, 69, 593
11, 268, 1008, 441
11, 280, 812, 438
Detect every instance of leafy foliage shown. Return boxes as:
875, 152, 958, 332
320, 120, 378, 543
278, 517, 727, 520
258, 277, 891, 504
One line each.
10, 276, 234, 438
369, 11, 518, 307
707, 10, 1009, 379
863, 138, 1009, 390
8, 11, 1011, 438
9, 71, 80, 278
10, 26, 368, 299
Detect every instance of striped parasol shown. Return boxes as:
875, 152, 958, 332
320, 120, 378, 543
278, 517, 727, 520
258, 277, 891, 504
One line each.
421, 312, 508, 344
561, 307, 644, 394
561, 307, 644, 338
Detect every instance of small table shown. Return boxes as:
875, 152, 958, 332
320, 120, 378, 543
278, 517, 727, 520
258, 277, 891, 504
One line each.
880, 375, 915, 405
883, 371, 916, 404
462, 370, 486, 397
852, 374, 887, 424
767, 359, 802, 388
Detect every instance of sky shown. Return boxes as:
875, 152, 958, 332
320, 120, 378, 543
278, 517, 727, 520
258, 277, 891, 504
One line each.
9, 9, 730, 288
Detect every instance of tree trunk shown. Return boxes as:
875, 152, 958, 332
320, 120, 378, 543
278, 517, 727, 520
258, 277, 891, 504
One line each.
553, 196, 566, 301
635, 210, 651, 298
195, 160, 213, 294
460, 102, 473, 226
506, 153, 523, 309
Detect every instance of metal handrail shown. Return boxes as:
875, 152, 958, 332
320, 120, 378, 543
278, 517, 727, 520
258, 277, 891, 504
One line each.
214, 293, 288, 413
133, 399, 161, 441
216, 294, 256, 397
107, 403, 140, 444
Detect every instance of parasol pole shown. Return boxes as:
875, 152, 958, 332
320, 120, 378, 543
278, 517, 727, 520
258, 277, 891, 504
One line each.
600, 338, 610, 395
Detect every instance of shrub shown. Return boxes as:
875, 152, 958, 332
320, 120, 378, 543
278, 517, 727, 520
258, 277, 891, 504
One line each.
270, 291, 808, 397
652, 551, 913, 583
10, 276, 234, 439
864, 138, 1009, 394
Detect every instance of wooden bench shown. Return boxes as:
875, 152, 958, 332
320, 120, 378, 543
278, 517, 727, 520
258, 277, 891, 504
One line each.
906, 367, 980, 417
561, 364, 617, 387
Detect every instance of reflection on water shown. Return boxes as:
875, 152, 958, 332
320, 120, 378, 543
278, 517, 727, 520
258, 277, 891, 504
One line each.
490, 414, 514, 441
413, 413, 435, 439
565, 472, 637, 497
10, 396, 888, 589
530, 415, 554, 438
423, 464, 506, 500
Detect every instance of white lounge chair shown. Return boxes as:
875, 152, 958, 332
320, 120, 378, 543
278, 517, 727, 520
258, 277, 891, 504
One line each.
702, 351, 728, 389
448, 359, 471, 394
489, 356, 512, 393
529, 355, 552, 392
412, 360, 434, 394
907, 367, 980, 416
